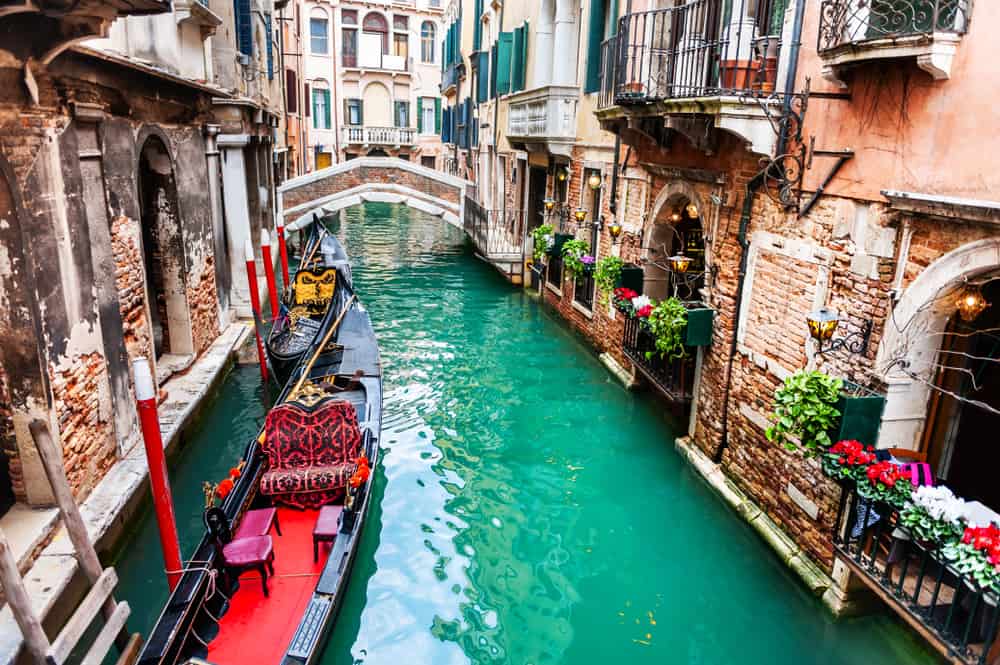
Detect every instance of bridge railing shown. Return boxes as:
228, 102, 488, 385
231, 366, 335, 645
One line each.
463, 197, 526, 262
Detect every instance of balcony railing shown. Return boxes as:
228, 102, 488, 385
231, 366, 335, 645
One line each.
574, 272, 595, 311
507, 85, 580, 145
833, 482, 999, 665
463, 197, 525, 262
599, 0, 784, 108
341, 126, 416, 146
344, 52, 411, 72
441, 61, 466, 93
622, 315, 695, 404
818, 0, 971, 52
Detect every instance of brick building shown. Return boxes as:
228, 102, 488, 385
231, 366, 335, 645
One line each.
445, 0, 1000, 657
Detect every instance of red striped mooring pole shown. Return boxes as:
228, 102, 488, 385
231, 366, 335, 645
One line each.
132, 358, 183, 591
276, 223, 290, 287
245, 238, 269, 384
261, 229, 279, 321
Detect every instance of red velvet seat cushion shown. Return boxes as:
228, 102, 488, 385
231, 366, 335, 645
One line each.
222, 535, 273, 567
260, 464, 353, 496
235, 507, 277, 539
313, 505, 343, 538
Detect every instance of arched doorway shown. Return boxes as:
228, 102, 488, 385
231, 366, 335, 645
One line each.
921, 276, 1000, 509
644, 194, 706, 301
0, 166, 23, 515
137, 136, 192, 360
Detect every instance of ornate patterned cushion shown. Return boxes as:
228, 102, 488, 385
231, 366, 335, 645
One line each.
260, 400, 362, 508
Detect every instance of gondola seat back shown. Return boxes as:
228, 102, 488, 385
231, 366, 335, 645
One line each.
293, 268, 337, 313
260, 400, 361, 509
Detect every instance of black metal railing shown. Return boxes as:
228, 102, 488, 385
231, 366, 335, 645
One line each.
833, 483, 1000, 664
818, 0, 971, 52
599, 0, 784, 108
622, 315, 695, 403
463, 197, 525, 261
441, 61, 466, 92
574, 272, 595, 310
546, 254, 563, 288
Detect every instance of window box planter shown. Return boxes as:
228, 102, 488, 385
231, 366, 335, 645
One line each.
682, 302, 714, 347
616, 263, 644, 294
832, 382, 886, 446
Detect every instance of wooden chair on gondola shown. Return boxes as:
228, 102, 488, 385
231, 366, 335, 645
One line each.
204, 507, 275, 597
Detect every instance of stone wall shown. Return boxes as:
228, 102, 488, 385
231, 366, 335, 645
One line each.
111, 215, 156, 363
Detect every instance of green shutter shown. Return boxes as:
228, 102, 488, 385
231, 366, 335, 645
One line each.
584, 0, 606, 93
610, 0, 619, 35
489, 44, 497, 98
473, 0, 483, 51
417, 97, 424, 133
511, 26, 525, 92
434, 97, 441, 133
476, 51, 489, 102
324, 89, 331, 129
496, 32, 513, 95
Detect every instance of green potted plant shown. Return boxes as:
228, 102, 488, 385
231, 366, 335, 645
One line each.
530, 224, 554, 263
645, 298, 688, 360
594, 255, 624, 306
561, 239, 591, 279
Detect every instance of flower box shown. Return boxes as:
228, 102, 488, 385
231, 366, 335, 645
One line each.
683, 302, 714, 347
832, 382, 886, 447
616, 264, 644, 294
548, 233, 574, 258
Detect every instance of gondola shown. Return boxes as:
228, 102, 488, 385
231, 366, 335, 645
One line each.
266, 216, 353, 387
137, 251, 381, 665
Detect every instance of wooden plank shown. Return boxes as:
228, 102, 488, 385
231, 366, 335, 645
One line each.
30, 421, 128, 649
47, 568, 118, 665
0, 527, 51, 664
79, 602, 130, 665
112, 633, 143, 665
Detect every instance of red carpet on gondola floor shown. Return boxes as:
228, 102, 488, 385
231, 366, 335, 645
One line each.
207, 507, 325, 665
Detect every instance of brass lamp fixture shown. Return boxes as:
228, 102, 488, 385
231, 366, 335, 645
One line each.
587, 173, 602, 190
685, 203, 699, 218
806, 307, 873, 356
574, 208, 588, 223
557, 167, 569, 182
544, 198, 556, 212
670, 209, 682, 223
608, 222, 623, 241
668, 254, 692, 274
956, 284, 989, 322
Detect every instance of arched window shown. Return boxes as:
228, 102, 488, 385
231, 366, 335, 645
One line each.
362, 12, 389, 54
310, 8, 328, 54
420, 21, 436, 63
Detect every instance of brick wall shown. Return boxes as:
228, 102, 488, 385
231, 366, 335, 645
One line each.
111, 214, 156, 363
188, 255, 220, 354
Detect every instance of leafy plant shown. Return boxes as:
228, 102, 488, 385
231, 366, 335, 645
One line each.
594, 256, 624, 306
645, 297, 688, 361
765, 370, 843, 455
899, 486, 969, 543
530, 224, 554, 262
561, 239, 591, 279
820, 439, 875, 483
941, 525, 1000, 591
856, 460, 914, 507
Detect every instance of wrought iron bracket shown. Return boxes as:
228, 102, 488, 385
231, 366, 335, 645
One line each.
815, 319, 873, 356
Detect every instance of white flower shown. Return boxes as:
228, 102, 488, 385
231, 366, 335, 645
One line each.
631, 295, 652, 310
912, 485, 970, 525
544, 234, 554, 249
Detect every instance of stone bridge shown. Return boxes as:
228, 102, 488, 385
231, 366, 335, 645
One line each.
277, 157, 525, 283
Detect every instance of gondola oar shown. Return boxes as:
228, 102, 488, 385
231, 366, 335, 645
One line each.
290, 293, 357, 397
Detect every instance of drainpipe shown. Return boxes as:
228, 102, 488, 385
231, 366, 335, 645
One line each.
775, 0, 806, 158
609, 136, 621, 215
714, 172, 764, 464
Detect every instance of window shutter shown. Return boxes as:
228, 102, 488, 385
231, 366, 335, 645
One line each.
441, 107, 449, 142
265, 12, 274, 79
610, 0, 619, 35
584, 0, 606, 93
473, 0, 483, 51
489, 44, 497, 98
472, 118, 479, 147
521, 21, 529, 89
358, 98, 363, 126
496, 31, 513, 94
476, 51, 489, 102
417, 97, 424, 133
434, 97, 441, 134
511, 26, 524, 92
325, 90, 331, 128
285, 69, 297, 113
305, 83, 311, 116
235, 0, 253, 56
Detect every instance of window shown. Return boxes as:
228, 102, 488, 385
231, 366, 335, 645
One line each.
429, 0, 440, 7
394, 100, 410, 128
285, 69, 297, 113
421, 155, 435, 169
342, 9, 357, 25
346, 98, 363, 126
310, 11, 328, 54
342, 27, 357, 67
421, 21, 435, 62
312, 86, 331, 129
420, 97, 436, 134
392, 15, 408, 58
363, 12, 389, 54
313, 88, 330, 130
393, 15, 408, 31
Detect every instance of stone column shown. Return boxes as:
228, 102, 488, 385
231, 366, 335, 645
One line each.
533, 5, 555, 87
552, 0, 578, 86
204, 125, 230, 325
217, 133, 256, 319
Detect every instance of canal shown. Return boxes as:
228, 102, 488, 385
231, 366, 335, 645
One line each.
114, 202, 936, 664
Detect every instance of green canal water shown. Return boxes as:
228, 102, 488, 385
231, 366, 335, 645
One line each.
113, 203, 937, 665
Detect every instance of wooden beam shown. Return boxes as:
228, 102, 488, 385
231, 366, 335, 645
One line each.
111, 633, 143, 665
29, 420, 128, 649
79, 602, 130, 665
47, 568, 118, 665
0, 527, 51, 665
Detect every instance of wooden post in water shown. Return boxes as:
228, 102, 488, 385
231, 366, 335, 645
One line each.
245, 238, 269, 384
0, 527, 50, 663
276, 223, 290, 287
29, 420, 131, 650
261, 229, 279, 321
132, 358, 183, 591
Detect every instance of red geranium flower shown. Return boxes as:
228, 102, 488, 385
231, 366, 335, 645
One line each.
636, 304, 653, 318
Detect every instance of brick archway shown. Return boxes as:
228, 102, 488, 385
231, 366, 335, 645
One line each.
277, 156, 471, 231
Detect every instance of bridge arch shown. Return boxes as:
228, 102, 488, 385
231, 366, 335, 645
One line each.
277, 156, 471, 232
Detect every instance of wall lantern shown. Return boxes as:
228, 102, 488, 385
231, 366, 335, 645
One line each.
668, 254, 692, 274
670, 209, 682, 223
956, 284, 989, 322
806, 307, 873, 355
557, 168, 569, 182
574, 208, 588, 223
608, 222, 623, 241
587, 173, 602, 190
685, 203, 699, 218
544, 198, 556, 212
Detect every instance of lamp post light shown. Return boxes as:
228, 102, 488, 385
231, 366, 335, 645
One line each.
668, 254, 692, 274
574, 208, 588, 223
956, 284, 989, 322
806, 307, 873, 356
587, 173, 602, 191
608, 222, 623, 243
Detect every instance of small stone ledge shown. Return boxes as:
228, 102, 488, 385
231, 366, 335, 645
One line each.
673, 435, 840, 610
599, 352, 639, 390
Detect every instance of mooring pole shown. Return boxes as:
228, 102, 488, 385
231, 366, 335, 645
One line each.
276, 223, 290, 287
132, 358, 183, 591
261, 229, 279, 321
245, 238, 269, 384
